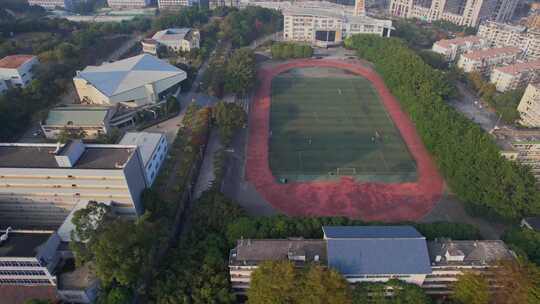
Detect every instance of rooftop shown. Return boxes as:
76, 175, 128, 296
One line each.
119, 132, 165, 166
434, 36, 483, 48
44, 106, 110, 126
523, 217, 540, 230
283, 6, 391, 26
428, 240, 515, 266
230, 239, 326, 266
75, 54, 186, 97
462, 47, 522, 61
324, 226, 432, 275
493, 59, 540, 75
0, 231, 51, 258
152, 28, 192, 41
0, 143, 136, 169
0, 55, 36, 69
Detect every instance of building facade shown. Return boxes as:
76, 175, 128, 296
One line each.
282, 7, 393, 47
28, 0, 85, 10
209, 0, 240, 9
0, 230, 59, 286
143, 28, 201, 56
501, 140, 540, 180
119, 132, 168, 186
457, 47, 522, 74
0, 140, 147, 228
157, 0, 195, 9
490, 59, 540, 92
518, 82, 540, 127
478, 21, 540, 60
40, 106, 115, 140
389, 0, 518, 27
423, 239, 515, 295
431, 36, 488, 62
73, 54, 186, 108
107, 0, 152, 8
0, 55, 39, 90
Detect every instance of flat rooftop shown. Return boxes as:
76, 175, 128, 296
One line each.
0, 231, 51, 258
44, 106, 110, 126
435, 36, 482, 48
0, 55, 36, 69
230, 239, 327, 266
0, 144, 136, 170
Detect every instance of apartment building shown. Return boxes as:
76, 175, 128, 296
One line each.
209, 0, 240, 9
431, 36, 488, 62
457, 46, 522, 74
157, 0, 196, 9
0, 140, 147, 228
119, 132, 168, 186
0, 229, 60, 287
0, 55, 39, 90
282, 7, 393, 47
107, 0, 152, 8
518, 82, 540, 127
142, 28, 200, 56
73, 54, 186, 108
478, 20, 540, 60
40, 106, 115, 140
229, 226, 432, 294
389, 0, 518, 27
423, 239, 515, 295
28, 0, 86, 10
490, 59, 540, 92
501, 140, 540, 180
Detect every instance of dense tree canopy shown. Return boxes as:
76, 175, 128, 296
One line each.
503, 227, 540, 265
224, 48, 257, 96
271, 42, 313, 59
345, 34, 540, 220
451, 272, 489, 304
214, 101, 247, 145
352, 280, 431, 304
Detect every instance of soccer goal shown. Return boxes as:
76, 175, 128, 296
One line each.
336, 168, 357, 176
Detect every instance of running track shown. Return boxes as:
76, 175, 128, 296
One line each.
246, 59, 443, 221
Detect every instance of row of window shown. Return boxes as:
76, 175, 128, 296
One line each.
0, 261, 40, 267
0, 270, 47, 276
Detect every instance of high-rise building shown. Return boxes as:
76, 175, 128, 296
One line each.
518, 82, 540, 127
389, 0, 518, 27
457, 46, 522, 75
489, 59, 540, 92
478, 20, 540, 60
431, 36, 488, 61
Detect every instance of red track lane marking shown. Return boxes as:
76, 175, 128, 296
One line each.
246, 59, 444, 222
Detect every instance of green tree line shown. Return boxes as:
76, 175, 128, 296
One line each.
345, 34, 540, 220
271, 42, 313, 60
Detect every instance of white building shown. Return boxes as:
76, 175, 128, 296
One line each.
41, 106, 115, 140
389, 0, 518, 27
73, 54, 186, 108
489, 59, 540, 92
119, 132, 168, 186
457, 47, 522, 75
157, 0, 196, 9
423, 239, 515, 295
107, 0, 152, 8
0, 229, 60, 286
431, 36, 489, 62
142, 28, 200, 56
0, 140, 148, 228
0, 55, 39, 89
518, 82, 540, 127
282, 7, 393, 47
28, 0, 87, 10
478, 21, 540, 60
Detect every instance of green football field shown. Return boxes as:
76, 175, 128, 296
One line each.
269, 67, 417, 182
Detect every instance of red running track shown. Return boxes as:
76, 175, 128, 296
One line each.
246, 59, 443, 222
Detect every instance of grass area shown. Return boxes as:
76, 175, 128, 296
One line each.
269, 68, 416, 182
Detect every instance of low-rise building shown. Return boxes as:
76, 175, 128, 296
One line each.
157, 0, 196, 9
432, 36, 488, 62
56, 263, 98, 304
40, 106, 115, 140
0, 55, 39, 90
119, 132, 168, 186
28, 0, 86, 10
490, 59, 540, 92
142, 28, 200, 56
0, 140, 148, 228
423, 239, 515, 295
518, 82, 540, 127
107, 0, 152, 8
209, 0, 240, 9
457, 47, 522, 75
73, 54, 186, 107
229, 226, 432, 294
282, 7, 393, 47
0, 229, 60, 286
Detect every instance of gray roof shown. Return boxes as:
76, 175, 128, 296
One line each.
229, 239, 326, 266
428, 240, 515, 266
0, 231, 51, 258
44, 107, 110, 126
152, 28, 191, 41
119, 132, 165, 167
324, 226, 431, 275
75, 54, 186, 97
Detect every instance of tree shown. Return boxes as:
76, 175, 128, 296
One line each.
298, 265, 351, 304
166, 95, 180, 114
214, 101, 247, 145
490, 259, 540, 304
248, 261, 300, 304
224, 48, 257, 96
57, 127, 87, 143
502, 227, 540, 265
352, 280, 430, 304
23, 300, 53, 304
451, 272, 490, 304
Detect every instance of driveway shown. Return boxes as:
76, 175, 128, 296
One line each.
193, 129, 222, 200
450, 82, 501, 132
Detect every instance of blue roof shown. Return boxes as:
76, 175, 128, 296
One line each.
323, 226, 423, 239
323, 226, 431, 275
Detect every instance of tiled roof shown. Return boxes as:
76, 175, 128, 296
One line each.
0, 55, 36, 69
435, 36, 482, 48
462, 47, 522, 61
493, 59, 540, 75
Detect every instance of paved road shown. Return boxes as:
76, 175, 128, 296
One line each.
193, 129, 222, 200
449, 82, 501, 132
